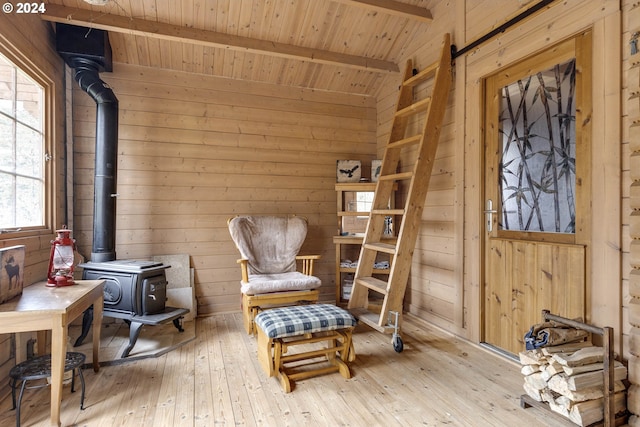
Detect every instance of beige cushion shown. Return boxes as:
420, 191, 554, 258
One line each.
242, 271, 321, 295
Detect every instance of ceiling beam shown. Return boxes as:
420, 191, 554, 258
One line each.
41, 5, 399, 73
333, 0, 433, 22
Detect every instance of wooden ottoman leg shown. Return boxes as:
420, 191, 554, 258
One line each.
279, 371, 292, 393
347, 341, 356, 362
256, 326, 275, 377
339, 329, 356, 363
334, 358, 351, 379
334, 329, 353, 379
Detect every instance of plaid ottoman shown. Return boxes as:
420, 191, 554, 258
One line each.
254, 304, 357, 392
255, 303, 357, 339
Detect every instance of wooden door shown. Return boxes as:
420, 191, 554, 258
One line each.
483, 32, 592, 355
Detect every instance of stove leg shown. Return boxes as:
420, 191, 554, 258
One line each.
173, 317, 184, 333
121, 321, 143, 358
74, 306, 94, 347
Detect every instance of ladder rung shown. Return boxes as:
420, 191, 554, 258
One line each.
364, 242, 396, 254
338, 211, 371, 217
379, 171, 413, 181
395, 97, 431, 118
371, 209, 404, 216
403, 61, 439, 87
349, 308, 395, 333
387, 134, 422, 151
355, 277, 388, 295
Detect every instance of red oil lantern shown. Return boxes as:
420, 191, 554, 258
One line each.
47, 226, 77, 287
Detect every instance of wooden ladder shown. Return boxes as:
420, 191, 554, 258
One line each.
347, 33, 452, 350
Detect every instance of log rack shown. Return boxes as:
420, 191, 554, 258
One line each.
520, 310, 623, 427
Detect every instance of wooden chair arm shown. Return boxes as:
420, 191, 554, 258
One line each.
296, 255, 321, 276
236, 258, 249, 283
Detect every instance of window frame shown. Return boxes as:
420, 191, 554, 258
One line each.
0, 43, 55, 240
483, 34, 591, 245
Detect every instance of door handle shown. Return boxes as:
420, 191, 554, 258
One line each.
484, 199, 497, 232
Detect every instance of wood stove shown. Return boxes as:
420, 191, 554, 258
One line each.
80, 260, 168, 316
75, 260, 188, 358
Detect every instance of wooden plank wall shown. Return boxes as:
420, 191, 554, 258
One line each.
0, 14, 65, 399
624, 0, 640, 423
71, 63, 377, 315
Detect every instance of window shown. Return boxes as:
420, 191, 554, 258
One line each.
0, 51, 46, 231
356, 191, 374, 214
498, 58, 577, 234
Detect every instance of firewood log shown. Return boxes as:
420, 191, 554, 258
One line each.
566, 365, 627, 391
524, 371, 548, 390
563, 360, 625, 376
541, 359, 564, 382
568, 392, 626, 427
523, 382, 544, 401
519, 349, 546, 365
541, 341, 593, 355
521, 364, 540, 376
547, 377, 625, 402
552, 346, 605, 367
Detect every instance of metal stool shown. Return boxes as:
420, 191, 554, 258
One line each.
9, 352, 86, 427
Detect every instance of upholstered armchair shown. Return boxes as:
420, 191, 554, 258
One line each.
227, 215, 321, 334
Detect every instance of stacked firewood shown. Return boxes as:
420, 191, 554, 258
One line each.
519, 342, 628, 426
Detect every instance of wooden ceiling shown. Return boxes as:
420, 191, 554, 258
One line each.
41, 0, 435, 96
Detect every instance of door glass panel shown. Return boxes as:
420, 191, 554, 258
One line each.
499, 59, 576, 234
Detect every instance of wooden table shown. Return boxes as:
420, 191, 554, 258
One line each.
0, 280, 104, 427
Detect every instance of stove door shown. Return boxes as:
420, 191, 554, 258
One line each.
83, 270, 139, 314
141, 275, 167, 315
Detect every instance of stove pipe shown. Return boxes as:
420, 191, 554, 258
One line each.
74, 59, 118, 262
56, 24, 118, 262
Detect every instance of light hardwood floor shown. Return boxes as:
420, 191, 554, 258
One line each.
0, 313, 574, 427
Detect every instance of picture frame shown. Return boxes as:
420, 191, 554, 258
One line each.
371, 160, 382, 182
336, 160, 361, 183
0, 245, 25, 304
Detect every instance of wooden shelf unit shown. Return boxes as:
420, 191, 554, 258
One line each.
334, 182, 396, 304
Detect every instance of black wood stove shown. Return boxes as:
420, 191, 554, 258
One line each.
75, 260, 188, 358
82, 260, 168, 316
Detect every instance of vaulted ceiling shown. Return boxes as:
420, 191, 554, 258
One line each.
41, 0, 435, 96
